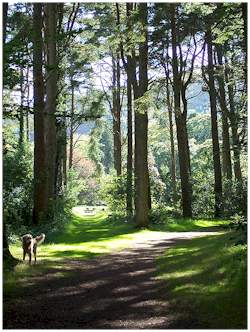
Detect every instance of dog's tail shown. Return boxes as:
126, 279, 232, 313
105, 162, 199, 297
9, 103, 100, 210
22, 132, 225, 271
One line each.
35, 233, 45, 245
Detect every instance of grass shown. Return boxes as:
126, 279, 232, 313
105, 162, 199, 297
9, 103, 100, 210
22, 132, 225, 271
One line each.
8, 206, 229, 262
156, 232, 247, 329
4, 206, 238, 311
150, 216, 229, 232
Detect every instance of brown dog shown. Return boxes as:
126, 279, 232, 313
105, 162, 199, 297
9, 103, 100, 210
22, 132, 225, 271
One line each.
21, 233, 45, 264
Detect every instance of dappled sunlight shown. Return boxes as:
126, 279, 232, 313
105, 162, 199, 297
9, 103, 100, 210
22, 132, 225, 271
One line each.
5, 207, 245, 329
9, 208, 227, 264
156, 233, 247, 328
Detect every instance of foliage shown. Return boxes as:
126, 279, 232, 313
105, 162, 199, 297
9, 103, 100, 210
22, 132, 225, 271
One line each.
100, 174, 127, 215
223, 179, 247, 217
3, 124, 33, 232
229, 213, 247, 245
88, 119, 105, 177
63, 169, 85, 211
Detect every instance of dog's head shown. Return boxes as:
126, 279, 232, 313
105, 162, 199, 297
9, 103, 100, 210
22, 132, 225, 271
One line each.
21, 234, 33, 245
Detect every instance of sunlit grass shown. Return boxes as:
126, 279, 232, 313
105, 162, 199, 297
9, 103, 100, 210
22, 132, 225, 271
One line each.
156, 232, 247, 329
150, 217, 229, 232
5, 206, 232, 301
9, 207, 229, 263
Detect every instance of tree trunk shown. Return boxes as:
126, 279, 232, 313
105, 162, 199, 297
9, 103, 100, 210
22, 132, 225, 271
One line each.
55, 119, 66, 195
19, 66, 24, 148
224, 62, 243, 184
44, 3, 58, 208
206, 26, 223, 217
62, 115, 67, 188
216, 45, 232, 180
120, 2, 149, 225
171, 5, 192, 218
134, 3, 149, 227
3, 2, 16, 262
126, 77, 133, 217
167, 105, 177, 207
112, 53, 122, 176
69, 84, 74, 169
164, 52, 177, 207
26, 67, 30, 141
181, 92, 192, 176
241, 3, 247, 90
32, 3, 47, 224
3, 3, 8, 44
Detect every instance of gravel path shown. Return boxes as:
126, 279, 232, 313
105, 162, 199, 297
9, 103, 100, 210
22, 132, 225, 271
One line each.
4, 231, 219, 329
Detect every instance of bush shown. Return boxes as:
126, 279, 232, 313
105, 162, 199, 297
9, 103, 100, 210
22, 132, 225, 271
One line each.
149, 204, 180, 224
223, 179, 247, 217
100, 174, 127, 215
63, 168, 85, 212
229, 214, 247, 245
3, 138, 33, 231
192, 174, 214, 218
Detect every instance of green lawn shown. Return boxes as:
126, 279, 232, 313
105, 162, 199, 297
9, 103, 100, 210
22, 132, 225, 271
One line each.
9, 206, 229, 262
5, 205, 246, 328
156, 232, 247, 329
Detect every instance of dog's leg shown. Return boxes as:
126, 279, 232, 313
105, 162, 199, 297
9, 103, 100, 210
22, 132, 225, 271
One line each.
23, 250, 26, 261
33, 246, 37, 263
29, 252, 32, 264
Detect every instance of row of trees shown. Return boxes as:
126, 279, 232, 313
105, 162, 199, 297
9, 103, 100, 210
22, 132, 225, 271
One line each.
3, 3, 247, 258
97, 3, 247, 224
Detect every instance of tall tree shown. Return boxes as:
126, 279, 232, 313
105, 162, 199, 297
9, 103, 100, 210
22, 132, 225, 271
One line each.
44, 3, 58, 208
224, 56, 243, 184
241, 3, 247, 91
32, 3, 47, 224
119, 2, 150, 226
69, 83, 75, 169
134, 3, 150, 227
112, 53, 122, 176
215, 45, 232, 180
206, 25, 223, 217
3, 2, 17, 263
171, 4, 192, 217
126, 76, 133, 216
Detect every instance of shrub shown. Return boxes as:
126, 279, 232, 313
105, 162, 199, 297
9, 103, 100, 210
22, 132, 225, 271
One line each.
100, 174, 127, 215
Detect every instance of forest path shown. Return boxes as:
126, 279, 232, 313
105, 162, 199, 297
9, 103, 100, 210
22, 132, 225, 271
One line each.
4, 230, 220, 329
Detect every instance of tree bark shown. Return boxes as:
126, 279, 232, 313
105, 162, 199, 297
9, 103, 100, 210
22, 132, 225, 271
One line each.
216, 45, 232, 180
19, 66, 24, 148
126, 76, 133, 217
44, 3, 58, 207
163, 51, 177, 207
55, 119, 67, 195
69, 84, 74, 169
3, 3, 8, 44
134, 2, 149, 227
241, 3, 247, 90
224, 60, 243, 184
206, 26, 223, 217
120, 2, 150, 226
112, 53, 122, 176
167, 104, 177, 207
26, 67, 30, 141
171, 5, 192, 218
32, 3, 47, 224
3, 2, 17, 262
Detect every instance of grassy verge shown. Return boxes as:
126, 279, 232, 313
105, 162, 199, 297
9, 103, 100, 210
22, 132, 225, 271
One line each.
156, 232, 247, 329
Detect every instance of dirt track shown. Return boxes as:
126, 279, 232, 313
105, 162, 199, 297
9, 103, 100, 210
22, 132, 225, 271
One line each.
3, 231, 218, 329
